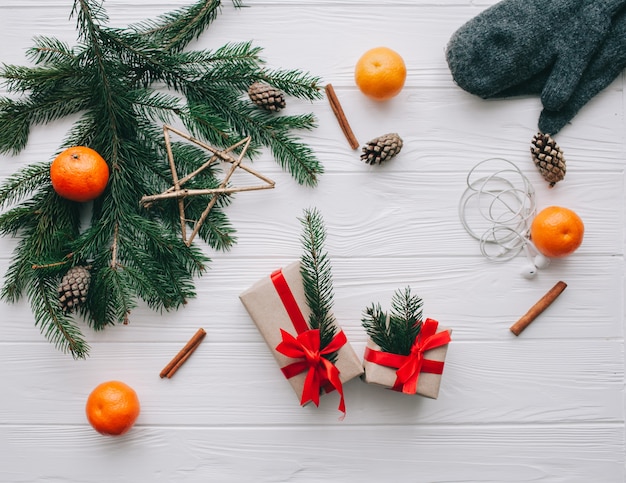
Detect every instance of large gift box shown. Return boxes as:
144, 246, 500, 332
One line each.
362, 318, 451, 399
240, 261, 364, 411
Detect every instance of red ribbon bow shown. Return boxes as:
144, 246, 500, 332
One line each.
364, 318, 451, 394
276, 328, 347, 412
270, 268, 347, 414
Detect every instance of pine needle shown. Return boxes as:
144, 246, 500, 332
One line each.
0, 0, 323, 357
298, 208, 338, 362
361, 287, 423, 355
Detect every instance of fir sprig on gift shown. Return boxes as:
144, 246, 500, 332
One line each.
361, 287, 423, 355
0, 0, 323, 358
298, 208, 338, 363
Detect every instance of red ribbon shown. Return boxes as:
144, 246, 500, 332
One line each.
270, 268, 347, 413
271, 269, 309, 334
363, 318, 451, 394
276, 329, 347, 412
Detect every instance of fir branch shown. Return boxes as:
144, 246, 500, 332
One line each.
260, 115, 321, 186
0, 99, 31, 154
0, 162, 50, 210
298, 208, 338, 362
131, 91, 182, 125
164, 41, 261, 92
2, 64, 79, 93
72, 0, 109, 43
192, 40, 264, 68
182, 103, 240, 149
361, 287, 423, 355
184, 93, 322, 185
258, 69, 323, 100
390, 287, 423, 332
0, 0, 323, 357
0, 95, 89, 154
361, 303, 391, 350
26, 36, 77, 65
133, 0, 243, 53
86, 262, 135, 329
1, 189, 79, 304
29, 274, 89, 359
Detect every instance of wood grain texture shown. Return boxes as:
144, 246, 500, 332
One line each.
0, 1, 624, 482
2, 424, 623, 482
1, 339, 622, 426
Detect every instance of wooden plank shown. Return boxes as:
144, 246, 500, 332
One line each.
0, 256, 622, 342
0, 168, 616, 263
1, 4, 622, 169
0, 339, 622, 426
0, 1, 623, 482
1, 424, 622, 482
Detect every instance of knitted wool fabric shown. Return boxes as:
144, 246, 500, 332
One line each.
445, 0, 626, 112
538, 6, 626, 134
467, 5, 626, 134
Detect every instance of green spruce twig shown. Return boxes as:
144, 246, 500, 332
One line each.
132, 0, 241, 53
361, 287, 423, 355
0, 0, 323, 358
298, 208, 338, 363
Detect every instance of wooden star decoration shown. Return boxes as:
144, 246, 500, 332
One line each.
140, 125, 275, 246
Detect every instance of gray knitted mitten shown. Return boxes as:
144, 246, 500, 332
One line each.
538, 7, 626, 133
445, 0, 626, 112
468, 5, 626, 134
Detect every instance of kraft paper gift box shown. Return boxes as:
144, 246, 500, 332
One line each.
239, 261, 363, 409
362, 319, 451, 399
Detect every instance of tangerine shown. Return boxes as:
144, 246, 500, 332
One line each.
354, 47, 407, 101
50, 146, 109, 202
85, 380, 140, 436
530, 206, 584, 258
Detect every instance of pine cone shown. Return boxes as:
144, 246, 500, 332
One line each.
247, 82, 286, 112
58, 265, 91, 313
360, 133, 403, 165
530, 132, 566, 187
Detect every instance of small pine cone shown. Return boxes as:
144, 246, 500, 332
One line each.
360, 133, 403, 165
58, 265, 91, 313
531, 132, 566, 187
247, 82, 286, 112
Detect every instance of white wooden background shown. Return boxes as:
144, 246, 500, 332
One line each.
1, 1, 624, 482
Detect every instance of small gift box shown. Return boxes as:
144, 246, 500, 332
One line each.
360, 288, 451, 399
240, 261, 364, 412
363, 318, 451, 398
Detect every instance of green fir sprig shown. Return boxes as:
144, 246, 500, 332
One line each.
298, 208, 338, 363
0, 0, 324, 358
361, 287, 423, 355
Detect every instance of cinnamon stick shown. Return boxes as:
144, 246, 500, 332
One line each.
510, 281, 567, 336
160, 328, 206, 378
325, 84, 359, 150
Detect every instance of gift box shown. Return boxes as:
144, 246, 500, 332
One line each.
362, 318, 451, 399
239, 261, 363, 411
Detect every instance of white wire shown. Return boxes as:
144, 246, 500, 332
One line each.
459, 158, 536, 262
